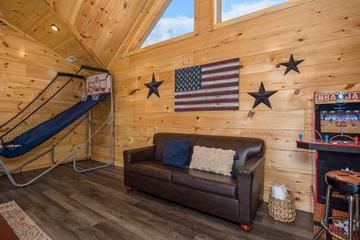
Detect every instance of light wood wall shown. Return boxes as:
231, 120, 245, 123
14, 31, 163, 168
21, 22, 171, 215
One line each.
0, 21, 87, 172
109, 0, 360, 212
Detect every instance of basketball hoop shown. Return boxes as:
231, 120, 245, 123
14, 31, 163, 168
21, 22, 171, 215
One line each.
86, 73, 111, 101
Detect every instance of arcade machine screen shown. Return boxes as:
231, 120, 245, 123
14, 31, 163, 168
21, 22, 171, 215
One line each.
320, 110, 360, 134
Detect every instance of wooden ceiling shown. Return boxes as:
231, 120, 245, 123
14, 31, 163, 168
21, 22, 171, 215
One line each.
0, 20, 78, 74
0, 0, 169, 68
0, 0, 100, 68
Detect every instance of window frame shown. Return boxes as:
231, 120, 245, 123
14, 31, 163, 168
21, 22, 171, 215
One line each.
213, 0, 313, 29
137, 0, 196, 51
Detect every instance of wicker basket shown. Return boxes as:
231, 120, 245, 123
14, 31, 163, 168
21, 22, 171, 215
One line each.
268, 189, 296, 223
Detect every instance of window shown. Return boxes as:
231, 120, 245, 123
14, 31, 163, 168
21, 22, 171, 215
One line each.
141, 0, 194, 48
215, 0, 288, 23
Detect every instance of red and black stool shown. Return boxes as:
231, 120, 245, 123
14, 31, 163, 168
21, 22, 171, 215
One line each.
314, 170, 360, 240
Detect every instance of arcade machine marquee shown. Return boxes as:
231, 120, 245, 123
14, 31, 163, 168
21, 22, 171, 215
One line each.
296, 91, 360, 238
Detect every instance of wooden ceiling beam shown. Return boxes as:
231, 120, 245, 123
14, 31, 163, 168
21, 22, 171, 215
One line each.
51, 0, 150, 67
96, 0, 150, 66
108, 0, 170, 66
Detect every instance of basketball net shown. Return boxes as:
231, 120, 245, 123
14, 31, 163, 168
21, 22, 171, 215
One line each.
91, 93, 100, 101
79, 91, 88, 102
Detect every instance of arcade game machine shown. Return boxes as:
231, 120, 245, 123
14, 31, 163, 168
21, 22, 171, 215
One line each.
297, 91, 360, 238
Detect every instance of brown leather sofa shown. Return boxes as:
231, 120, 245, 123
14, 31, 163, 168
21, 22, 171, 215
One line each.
123, 133, 265, 231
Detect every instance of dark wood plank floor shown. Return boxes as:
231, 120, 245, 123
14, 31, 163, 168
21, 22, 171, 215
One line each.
0, 161, 313, 240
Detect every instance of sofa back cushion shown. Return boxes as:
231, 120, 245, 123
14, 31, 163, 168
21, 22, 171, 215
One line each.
189, 146, 235, 176
153, 133, 264, 175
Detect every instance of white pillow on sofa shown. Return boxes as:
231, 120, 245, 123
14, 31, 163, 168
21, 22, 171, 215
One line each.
189, 146, 235, 176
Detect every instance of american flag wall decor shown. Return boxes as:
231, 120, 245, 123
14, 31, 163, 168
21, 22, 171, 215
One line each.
174, 58, 240, 112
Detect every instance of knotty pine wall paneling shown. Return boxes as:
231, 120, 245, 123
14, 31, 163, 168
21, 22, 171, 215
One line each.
109, 0, 360, 212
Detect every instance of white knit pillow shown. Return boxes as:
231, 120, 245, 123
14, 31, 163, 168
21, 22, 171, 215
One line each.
189, 146, 235, 176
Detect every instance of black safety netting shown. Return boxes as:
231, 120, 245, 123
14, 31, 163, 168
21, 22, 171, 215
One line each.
0, 74, 86, 144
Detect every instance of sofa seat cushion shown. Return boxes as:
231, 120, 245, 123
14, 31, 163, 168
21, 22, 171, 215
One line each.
172, 170, 237, 199
129, 161, 178, 182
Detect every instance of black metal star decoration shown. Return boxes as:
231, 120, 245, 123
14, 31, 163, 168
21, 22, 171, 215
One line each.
144, 73, 163, 98
248, 82, 278, 109
280, 54, 304, 75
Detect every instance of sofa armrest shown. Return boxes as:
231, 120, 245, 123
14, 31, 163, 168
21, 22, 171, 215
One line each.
123, 145, 155, 165
123, 145, 155, 187
236, 154, 265, 225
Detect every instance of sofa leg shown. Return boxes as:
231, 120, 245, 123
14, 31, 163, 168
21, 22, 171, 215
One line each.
240, 224, 252, 232
126, 186, 133, 192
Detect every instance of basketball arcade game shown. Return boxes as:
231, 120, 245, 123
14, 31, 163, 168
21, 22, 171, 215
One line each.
74, 66, 114, 173
297, 91, 360, 238
0, 65, 114, 187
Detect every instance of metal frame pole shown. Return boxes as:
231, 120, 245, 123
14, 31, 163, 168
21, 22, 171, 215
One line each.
8, 148, 53, 174
109, 76, 114, 166
72, 73, 114, 172
0, 152, 75, 187
72, 116, 112, 173
87, 112, 91, 160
